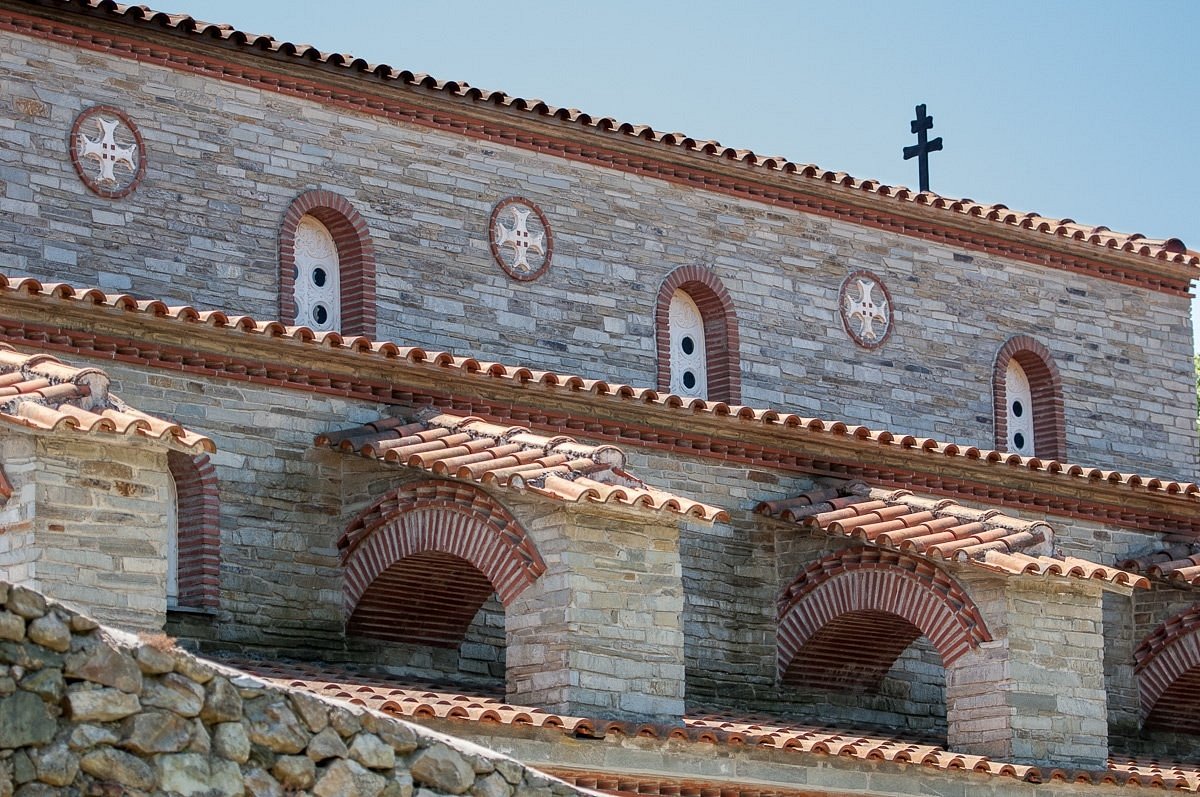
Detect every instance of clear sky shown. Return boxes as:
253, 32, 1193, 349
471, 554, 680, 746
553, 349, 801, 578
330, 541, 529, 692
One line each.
168, 0, 1200, 350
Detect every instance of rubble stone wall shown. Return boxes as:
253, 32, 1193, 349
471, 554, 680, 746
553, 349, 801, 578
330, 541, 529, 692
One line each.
0, 582, 586, 797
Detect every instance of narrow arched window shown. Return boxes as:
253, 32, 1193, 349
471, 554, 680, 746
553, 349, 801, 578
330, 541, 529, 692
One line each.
655, 266, 740, 403
1005, 358, 1035, 456
165, 471, 179, 607
293, 215, 341, 332
993, 336, 1066, 460
279, 190, 376, 338
669, 290, 707, 398
166, 452, 221, 610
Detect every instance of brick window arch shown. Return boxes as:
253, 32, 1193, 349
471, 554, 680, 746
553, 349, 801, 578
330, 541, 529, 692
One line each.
339, 480, 545, 647
655, 266, 740, 403
1135, 605, 1200, 734
992, 335, 1065, 460
166, 452, 221, 609
279, 190, 376, 338
777, 548, 990, 691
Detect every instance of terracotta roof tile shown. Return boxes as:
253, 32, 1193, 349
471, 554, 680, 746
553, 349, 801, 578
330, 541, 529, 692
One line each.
0, 344, 212, 453
1120, 544, 1200, 587
2, 275, 1198, 512
223, 657, 1200, 791
317, 411, 727, 522
32, 2, 1198, 271
758, 481, 1148, 588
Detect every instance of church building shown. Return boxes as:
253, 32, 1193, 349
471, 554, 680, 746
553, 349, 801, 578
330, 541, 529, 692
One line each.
1, 1, 1199, 794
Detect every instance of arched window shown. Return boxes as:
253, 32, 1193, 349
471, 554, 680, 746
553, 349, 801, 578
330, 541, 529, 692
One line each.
166, 452, 221, 610
992, 336, 1065, 460
278, 190, 376, 337
655, 266, 740, 403
668, 290, 707, 397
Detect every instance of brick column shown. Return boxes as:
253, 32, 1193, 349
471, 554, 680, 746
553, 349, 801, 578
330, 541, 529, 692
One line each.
505, 510, 686, 722
947, 575, 1108, 768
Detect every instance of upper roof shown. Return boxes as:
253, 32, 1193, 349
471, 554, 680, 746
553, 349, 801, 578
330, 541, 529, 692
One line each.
318, 411, 727, 522
0, 344, 212, 453
10, 0, 1198, 276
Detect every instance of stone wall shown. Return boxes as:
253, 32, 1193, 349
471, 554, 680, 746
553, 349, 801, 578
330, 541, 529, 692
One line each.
1, 22, 1195, 479
0, 581, 586, 797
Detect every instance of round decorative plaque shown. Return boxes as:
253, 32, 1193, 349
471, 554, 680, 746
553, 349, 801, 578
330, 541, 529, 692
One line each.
489, 197, 553, 281
839, 270, 894, 349
69, 105, 146, 199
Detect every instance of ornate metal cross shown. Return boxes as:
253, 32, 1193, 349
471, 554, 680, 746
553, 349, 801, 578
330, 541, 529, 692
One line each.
902, 104, 942, 193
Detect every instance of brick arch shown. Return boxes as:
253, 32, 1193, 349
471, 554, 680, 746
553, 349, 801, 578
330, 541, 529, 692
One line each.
278, 189, 376, 337
1135, 605, 1200, 733
777, 548, 990, 690
993, 335, 1066, 460
339, 480, 545, 623
166, 451, 220, 609
655, 266, 741, 403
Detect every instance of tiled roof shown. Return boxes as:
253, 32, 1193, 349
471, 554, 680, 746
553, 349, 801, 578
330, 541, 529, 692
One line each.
757, 482, 1148, 588
317, 412, 726, 522
0, 344, 212, 453
227, 658, 1200, 791
1120, 544, 1200, 587
4, 276, 1198, 518
23, 2, 1199, 271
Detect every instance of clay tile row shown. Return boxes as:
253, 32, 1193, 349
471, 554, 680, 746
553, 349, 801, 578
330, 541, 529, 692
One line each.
50, 1, 1199, 268
0, 344, 212, 453
225, 657, 1200, 792
757, 480, 1146, 587
1119, 544, 1200, 587
3, 273, 1198, 509
316, 411, 727, 522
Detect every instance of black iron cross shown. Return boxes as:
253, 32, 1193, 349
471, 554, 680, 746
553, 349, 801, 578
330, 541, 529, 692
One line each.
902, 104, 942, 193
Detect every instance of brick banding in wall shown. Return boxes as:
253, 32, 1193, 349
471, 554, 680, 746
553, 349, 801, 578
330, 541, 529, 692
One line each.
166, 451, 220, 609
777, 547, 991, 690
278, 189, 376, 337
993, 335, 1066, 461
655, 266, 741, 403
340, 480, 544, 645
1134, 604, 1200, 733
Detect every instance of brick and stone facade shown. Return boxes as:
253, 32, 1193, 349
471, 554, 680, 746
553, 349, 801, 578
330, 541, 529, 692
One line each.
1, 2, 1200, 794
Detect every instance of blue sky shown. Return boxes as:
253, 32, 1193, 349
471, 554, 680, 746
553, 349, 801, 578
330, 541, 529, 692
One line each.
174, 0, 1200, 350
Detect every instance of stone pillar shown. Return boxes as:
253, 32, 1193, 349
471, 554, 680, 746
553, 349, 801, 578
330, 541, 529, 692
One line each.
947, 575, 1109, 769
0, 432, 173, 631
506, 509, 686, 722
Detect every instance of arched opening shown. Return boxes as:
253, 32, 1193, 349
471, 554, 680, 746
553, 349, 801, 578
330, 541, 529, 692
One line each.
993, 336, 1065, 460
1136, 606, 1200, 736
655, 266, 740, 403
340, 480, 544, 684
777, 548, 989, 737
165, 451, 220, 610
279, 190, 376, 337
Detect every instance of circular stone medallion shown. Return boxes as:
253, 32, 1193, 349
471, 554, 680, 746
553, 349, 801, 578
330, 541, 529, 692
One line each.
69, 105, 146, 198
489, 197, 553, 281
839, 270, 894, 349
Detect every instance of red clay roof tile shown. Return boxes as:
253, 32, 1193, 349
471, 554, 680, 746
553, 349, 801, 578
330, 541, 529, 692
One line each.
32, 2, 1199, 272
224, 657, 1200, 792
0, 344, 212, 453
1120, 545, 1200, 587
758, 481, 1148, 588
317, 411, 727, 522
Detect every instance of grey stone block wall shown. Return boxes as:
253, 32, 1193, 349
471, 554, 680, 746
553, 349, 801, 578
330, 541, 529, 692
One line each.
0, 27, 1195, 480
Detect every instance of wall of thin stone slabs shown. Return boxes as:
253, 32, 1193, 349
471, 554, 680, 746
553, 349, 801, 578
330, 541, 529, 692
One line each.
0, 582, 585, 797
1, 26, 1195, 479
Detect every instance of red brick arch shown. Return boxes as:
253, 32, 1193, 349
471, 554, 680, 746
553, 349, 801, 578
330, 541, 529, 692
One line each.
1135, 605, 1200, 733
278, 190, 376, 337
167, 452, 220, 609
339, 480, 544, 645
993, 335, 1066, 460
777, 548, 990, 691
655, 266, 741, 403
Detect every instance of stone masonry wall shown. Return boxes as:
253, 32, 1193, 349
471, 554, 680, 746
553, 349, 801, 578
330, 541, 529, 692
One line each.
0, 581, 587, 797
1, 25, 1195, 479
